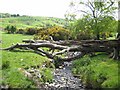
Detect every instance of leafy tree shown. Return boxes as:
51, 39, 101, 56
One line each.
11, 25, 17, 33
118, 20, 120, 39
0, 13, 11, 18
4, 25, 17, 34
69, 0, 117, 39
64, 1, 76, 21
16, 14, 20, 17
96, 16, 117, 39
73, 15, 94, 39
117, 2, 120, 40
64, 1, 76, 29
73, 15, 117, 40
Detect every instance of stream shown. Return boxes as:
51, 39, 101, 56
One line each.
1, 61, 85, 90
39, 61, 85, 90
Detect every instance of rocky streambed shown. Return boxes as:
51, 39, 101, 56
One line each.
38, 62, 85, 90
1, 61, 84, 90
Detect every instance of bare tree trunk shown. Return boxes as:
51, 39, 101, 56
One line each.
1, 39, 120, 61
112, 47, 119, 60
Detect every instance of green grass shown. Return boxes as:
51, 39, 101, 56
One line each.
1, 15, 66, 29
72, 54, 119, 88
1, 31, 33, 48
1, 31, 53, 88
2, 50, 49, 88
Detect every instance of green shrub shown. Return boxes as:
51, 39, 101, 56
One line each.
4, 25, 17, 34
25, 28, 38, 35
34, 26, 72, 40
76, 30, 95, 40
100, 32, 114, 39
2, 60, 10, 69
16, 29, 26, 34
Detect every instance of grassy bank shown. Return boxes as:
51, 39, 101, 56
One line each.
1, 31, 53, 88
72, 54, 119, 88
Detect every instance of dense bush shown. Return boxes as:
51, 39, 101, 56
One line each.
16, 28, 42, 35
2, 60, 10, 69
4, 25, 17, 34
76, 30, 95, 40
16, 29, 26, 34
25, 28, 38, 35
72, 54, 119, 88
34, 26, 72, 40
100, 32, 113, 39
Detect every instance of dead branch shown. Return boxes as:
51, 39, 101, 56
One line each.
22, 39, 120, 47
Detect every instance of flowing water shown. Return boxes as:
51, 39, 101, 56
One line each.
39, 62, 84, 90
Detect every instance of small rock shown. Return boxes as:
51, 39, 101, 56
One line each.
28, 70, 35, 73
59, 66, 63, 69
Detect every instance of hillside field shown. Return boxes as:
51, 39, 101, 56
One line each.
0, 13, 66, 29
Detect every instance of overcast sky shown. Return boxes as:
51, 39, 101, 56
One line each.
0, 0, 118, 19
0, 0, 71, 18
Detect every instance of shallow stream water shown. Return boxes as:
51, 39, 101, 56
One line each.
39, 62, 84, 90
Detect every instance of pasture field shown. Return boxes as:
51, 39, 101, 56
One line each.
1, 31, 53, 88
1, 16, 66, 29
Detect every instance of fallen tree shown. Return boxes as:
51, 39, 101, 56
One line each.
1, 39, 120, 62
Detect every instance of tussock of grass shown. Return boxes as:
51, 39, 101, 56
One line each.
72, 54, 119, 88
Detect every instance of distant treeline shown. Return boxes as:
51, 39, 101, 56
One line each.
1, 13, 67, 29
0, 13, 28, 18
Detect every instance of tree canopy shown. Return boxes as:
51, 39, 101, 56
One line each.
67, 0, 118, 40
